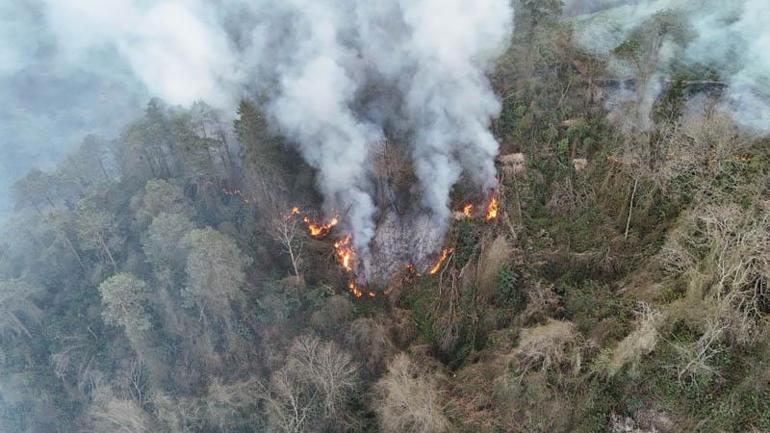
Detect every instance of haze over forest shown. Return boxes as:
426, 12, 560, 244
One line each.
1, 0, 769, 432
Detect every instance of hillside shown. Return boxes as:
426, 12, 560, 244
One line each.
1, 1, 770, 433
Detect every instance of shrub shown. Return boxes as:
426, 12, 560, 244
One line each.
374, 353, 450, 433
607, 303, 663, 376
345, 317, 396, 374
477, 235, 512, 302
514, 319, 581, 378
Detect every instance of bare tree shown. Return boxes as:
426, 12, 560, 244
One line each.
273, 212, 305, 281
670, 320, 726, 388
259, 335, 359, 433
660, 204, 770, 344
374, 353, 450, 433
205, 377, 263, 431
81, 387, 153, 433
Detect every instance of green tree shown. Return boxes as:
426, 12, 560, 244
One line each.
130, 179, 191, 228
11, 168, 59, 212
57, 135, 114, 194
98, 273, 152, 338
0, 279, 42, 340
75, 197, 121, 270
143, 212, 195, 271
234, 99, 289, 204
181, 228, 252, 324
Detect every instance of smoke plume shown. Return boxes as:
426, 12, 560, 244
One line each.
250, 0, 513, 276
24, 0, 513, 278
572, 0, 770, 133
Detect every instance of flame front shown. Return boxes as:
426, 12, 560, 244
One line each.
348, 280, 363, 298
284, 198, 498, 300
302, 215, 339, 238
334, 234, 355, 272
334, 235, 365, 298
463, 203, 474, 218
485, 197, 498, 221
428, 248, 453, 275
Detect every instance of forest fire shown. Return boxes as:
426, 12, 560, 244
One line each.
334, 236, 370, 298
303, 215, 339, 237
286, 195, 496, 299
285, 207, 363, 297
334, 235, 355, 273
428, 248, 454, 275
286, 206, 340, 238
463, 203, 474, 218
347, 280, 363, 298
485, 197, 498, 221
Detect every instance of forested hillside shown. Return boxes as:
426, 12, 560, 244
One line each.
1, 1, 769, 433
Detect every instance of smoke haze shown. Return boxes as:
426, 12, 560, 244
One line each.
572, 0, 770, 132
230, 0, 514, 273
6, 0, 768, 277
1, 0, 514, 274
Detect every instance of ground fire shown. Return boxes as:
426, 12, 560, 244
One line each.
286, 194, 498, 298
485, 196, 498, 221
428, 247, 454, 275
463, 203, 474, 217
334, 235, 355, 273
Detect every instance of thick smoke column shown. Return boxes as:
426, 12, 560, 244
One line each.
395, 0, 512, 221
231, 0, 514, 273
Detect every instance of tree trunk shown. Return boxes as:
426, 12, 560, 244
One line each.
625, 177, 639, 241
63, 235, 88, 274
97, 156, 110, 182
100, 237, 117, 271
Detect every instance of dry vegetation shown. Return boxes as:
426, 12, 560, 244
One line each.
374, 353, 450, 433
2, 2, 770, 433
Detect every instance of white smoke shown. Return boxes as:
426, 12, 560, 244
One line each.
43, 0, 240, 108
250, 0, 513, 274
38, 0, 513, 276
572, 0, 770, 133
396, 0, 511, 220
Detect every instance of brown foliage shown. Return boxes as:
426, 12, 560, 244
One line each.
374, 353, 450, 433
345, 317, 397, 374
476, 235, 512, 302
260, 335, 359, 432
513, 319, 581, 377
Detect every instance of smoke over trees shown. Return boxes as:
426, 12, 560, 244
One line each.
572, 0, 770, 132
2, 1, 770, 433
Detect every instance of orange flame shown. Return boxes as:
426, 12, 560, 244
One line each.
462, 203, 474, 218
286, 207, 372, 299
485, 197, 498, 221
428, 248, 453, 275
285, 207, 339, 238
334, 235, 365, 298
303, 215, 339, 238
334, 235, 355, 273
348, 280, 363, 298
222, 187, 257, 204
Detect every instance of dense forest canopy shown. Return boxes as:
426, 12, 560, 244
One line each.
1, 0, 770, 432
